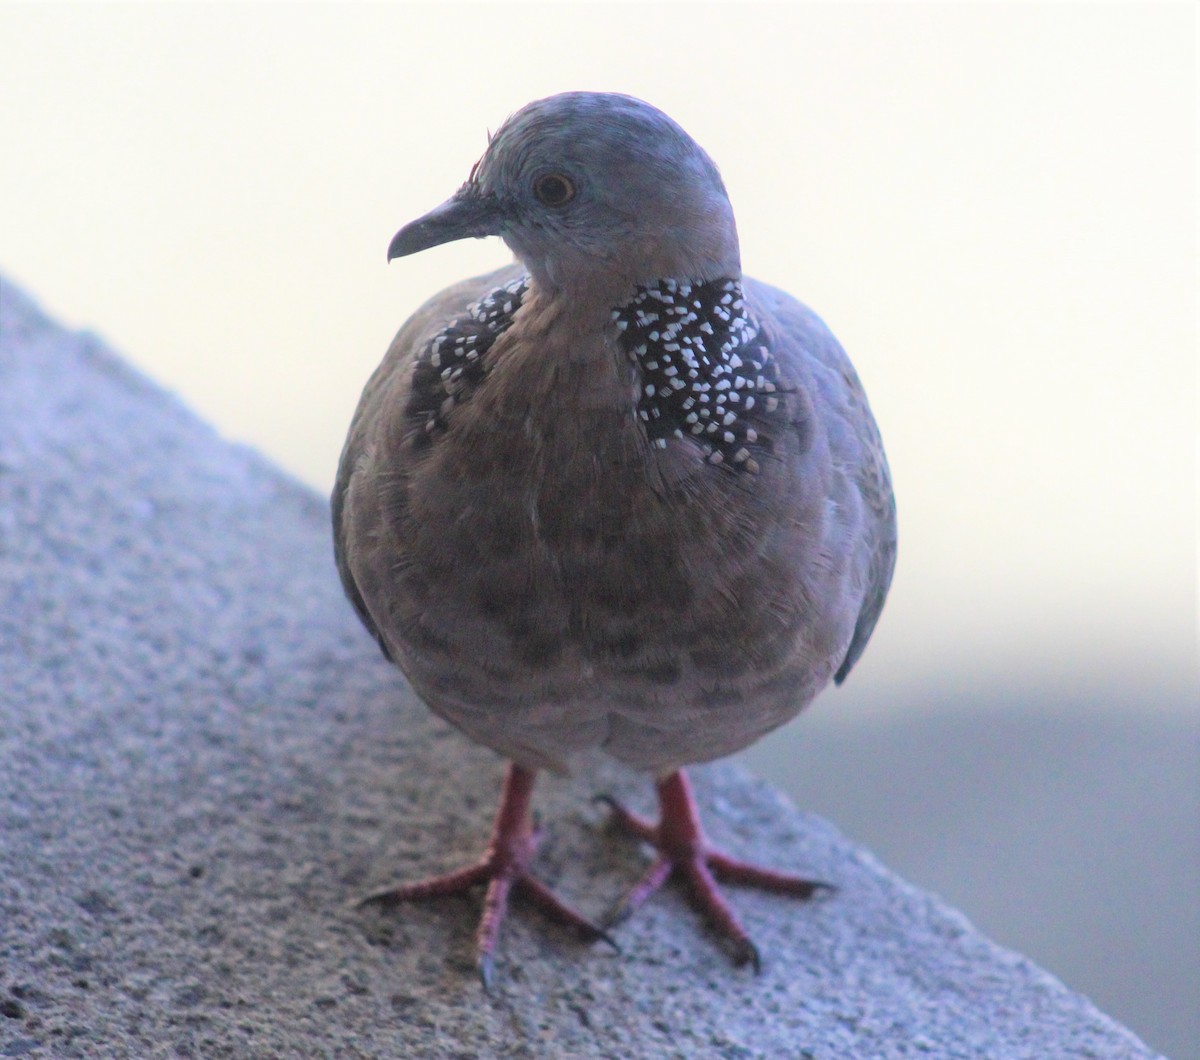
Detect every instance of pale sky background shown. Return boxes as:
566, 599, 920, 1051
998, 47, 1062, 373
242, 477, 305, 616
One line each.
1, 4, 1197, 1051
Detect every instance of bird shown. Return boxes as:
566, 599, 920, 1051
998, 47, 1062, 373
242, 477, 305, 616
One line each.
332, 91, 896, 987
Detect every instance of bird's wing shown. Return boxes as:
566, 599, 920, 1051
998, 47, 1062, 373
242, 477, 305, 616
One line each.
832, 397, 896, 684
330, 263, 528, 659
746, 278, 897, 685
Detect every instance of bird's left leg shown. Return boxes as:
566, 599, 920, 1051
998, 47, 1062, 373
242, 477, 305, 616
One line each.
359, 762, 607, 989
601, 769, 831, 970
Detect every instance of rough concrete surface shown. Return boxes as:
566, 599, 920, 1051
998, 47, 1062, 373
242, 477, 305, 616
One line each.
0, 276, 1163, 1058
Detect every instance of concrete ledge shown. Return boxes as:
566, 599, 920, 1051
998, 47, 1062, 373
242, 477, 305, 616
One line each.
0, 276, 1161, 1058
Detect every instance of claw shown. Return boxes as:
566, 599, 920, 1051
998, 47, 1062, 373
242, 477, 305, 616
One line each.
602, 770, 831, 969
478, 953, 495, 994
360, 764, 603, 988
732, 937, 762, 974
595, 928, 622, 953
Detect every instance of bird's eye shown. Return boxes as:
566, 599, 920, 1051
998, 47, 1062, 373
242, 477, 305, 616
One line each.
533, 173, 575, 207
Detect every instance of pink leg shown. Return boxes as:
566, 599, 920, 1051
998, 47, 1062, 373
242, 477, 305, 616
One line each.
603, 770, 832, 970
360, 762, 607, 989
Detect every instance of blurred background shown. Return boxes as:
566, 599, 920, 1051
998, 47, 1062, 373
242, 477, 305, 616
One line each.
1, 4, 1194, 1055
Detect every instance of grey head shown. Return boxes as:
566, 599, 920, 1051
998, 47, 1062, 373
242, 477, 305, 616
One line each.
388, 92, 741, 294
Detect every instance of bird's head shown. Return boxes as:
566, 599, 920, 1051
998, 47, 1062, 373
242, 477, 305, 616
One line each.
388, 92, 741, 294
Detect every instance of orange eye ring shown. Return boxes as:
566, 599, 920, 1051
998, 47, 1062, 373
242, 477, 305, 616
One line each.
533, 173, 575, 207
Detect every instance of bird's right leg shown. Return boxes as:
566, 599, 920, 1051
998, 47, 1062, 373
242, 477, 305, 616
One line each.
600, 769, 832, 970
358, 762, 607, 989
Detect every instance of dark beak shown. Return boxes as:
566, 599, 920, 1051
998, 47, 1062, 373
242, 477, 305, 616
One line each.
387, 184, 506, 261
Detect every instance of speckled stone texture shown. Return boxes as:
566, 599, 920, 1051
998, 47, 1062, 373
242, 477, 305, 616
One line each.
0, 276, 1162, 1059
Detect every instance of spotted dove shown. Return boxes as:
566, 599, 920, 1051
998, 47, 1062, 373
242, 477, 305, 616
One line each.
332, 92, 897, 985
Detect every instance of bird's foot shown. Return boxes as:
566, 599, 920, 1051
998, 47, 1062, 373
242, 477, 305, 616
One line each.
599, 770, 833, 971
359, 763, 610, 990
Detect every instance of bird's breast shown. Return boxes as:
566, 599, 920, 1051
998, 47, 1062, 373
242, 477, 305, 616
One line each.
391, 319, 829, 670
407, 309, 694, 631
359, 284, 852, 770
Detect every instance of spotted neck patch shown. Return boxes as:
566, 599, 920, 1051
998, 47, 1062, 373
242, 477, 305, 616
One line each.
611, 278, 780, 473
407, 276, 528, 447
